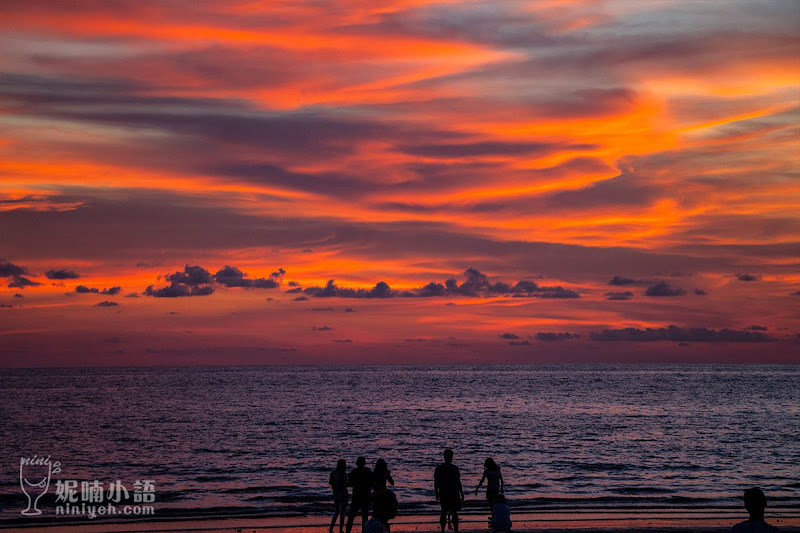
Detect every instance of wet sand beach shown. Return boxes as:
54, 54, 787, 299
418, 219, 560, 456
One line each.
3, 510, 799, 533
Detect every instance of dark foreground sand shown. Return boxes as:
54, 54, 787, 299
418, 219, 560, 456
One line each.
2, 510, 799, 533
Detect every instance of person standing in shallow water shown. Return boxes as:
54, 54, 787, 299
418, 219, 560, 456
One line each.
434, 448, 464, 533
373, 459, 394, 494
730, 487, 780, 532
329, 459, 349, 533
346, 456, 373, 533
474, 457, 504, 521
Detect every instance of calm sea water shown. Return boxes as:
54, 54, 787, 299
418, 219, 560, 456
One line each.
1, 365, 798, 522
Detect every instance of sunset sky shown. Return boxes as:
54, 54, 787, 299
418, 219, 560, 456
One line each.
1, 0, 799, 366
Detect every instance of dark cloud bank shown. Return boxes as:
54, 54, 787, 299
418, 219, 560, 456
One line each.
609, 275, 639, 286
590, 325, 772, 343
143, 266, 579, 300
45, 269, 81, 280
644, 281, 686, 297
144, 265, 284, 297
609, 276, 706, 298
302, 268, 580, 299
75, 285, 121, 295
535, 332, 581, 341
0, 260, 41, 289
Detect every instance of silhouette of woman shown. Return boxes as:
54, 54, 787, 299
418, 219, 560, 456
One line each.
373, 458, 395, 494
474, 457, 504, 521
329, 459, 349, 533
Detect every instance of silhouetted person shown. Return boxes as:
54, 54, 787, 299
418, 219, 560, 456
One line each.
434, 448, 464, 533
346, 456, 373, 533
731, 487, 779, 532
475, 457, 504, 520
329, 459, 349, 533
491, 494, 512, 532
363, 489, 398, 533
373, 458, 395, 494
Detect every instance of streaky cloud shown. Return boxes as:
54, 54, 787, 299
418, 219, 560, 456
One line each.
606, 291, 634, 301
736, 273, 762, 282
590, 325, 772, 343
644, 281, 686, 297
535, 332, 581, 341
45, 269, 81, 280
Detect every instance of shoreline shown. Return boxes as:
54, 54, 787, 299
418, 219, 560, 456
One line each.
3, 510, 799, 533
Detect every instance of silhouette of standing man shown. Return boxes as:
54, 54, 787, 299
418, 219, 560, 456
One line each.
346, 456, 373, 533
434, 448, 464, 533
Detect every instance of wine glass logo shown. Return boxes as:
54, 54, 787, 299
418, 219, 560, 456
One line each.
20, 456, 57, 516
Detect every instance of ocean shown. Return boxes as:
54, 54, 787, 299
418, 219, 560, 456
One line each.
1, 364, 798, 522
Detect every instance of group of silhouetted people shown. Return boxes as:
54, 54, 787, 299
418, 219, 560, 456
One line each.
329, 450, 511, 533
329, 450, 780, 533
329, 456, 397, 533
432, 449, 511, 532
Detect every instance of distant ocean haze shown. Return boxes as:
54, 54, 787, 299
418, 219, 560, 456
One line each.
1, 364, 798, 520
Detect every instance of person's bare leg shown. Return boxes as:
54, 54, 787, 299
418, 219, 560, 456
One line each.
330, 508, 338, 533
345, 503, 357, 533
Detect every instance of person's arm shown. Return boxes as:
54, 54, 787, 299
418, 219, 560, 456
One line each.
500, 471, 504, 493
457, 468, 464, 501
347, 470, 354, 487
387, 472, 394, 486
475, 472, 486, 495
434, 466, 440, 500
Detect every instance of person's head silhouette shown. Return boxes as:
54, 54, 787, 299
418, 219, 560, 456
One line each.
356, 456, 366, 467
443, 448, 454, 462
336, 459, 346, 471
375, 458, 387, 473
743, 487, 767, 521
484, 457, 497, 471
372, 489, 398, 522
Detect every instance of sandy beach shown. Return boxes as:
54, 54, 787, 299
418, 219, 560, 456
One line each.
3, 510, 799, 533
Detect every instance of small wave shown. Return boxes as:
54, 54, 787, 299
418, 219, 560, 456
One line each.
244, 496, 272, 502
609, 487, 674, 495
574, 462, 629, 472
155, 490, 190, 502
221, 485, 295, 494
192, 475, 238, 482
273, 494, 329, 504
0, 493, 25, 506
552, 475, 581, 482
